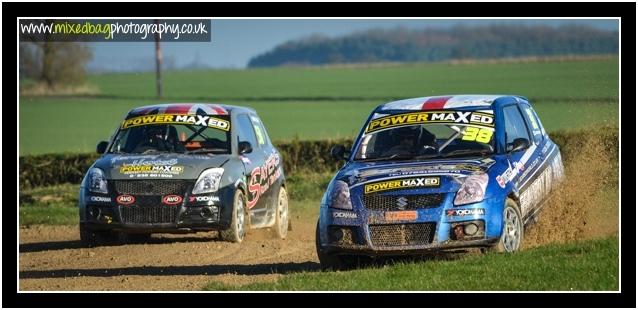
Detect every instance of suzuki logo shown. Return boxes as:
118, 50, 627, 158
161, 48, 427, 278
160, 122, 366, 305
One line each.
396, 196, 408, 209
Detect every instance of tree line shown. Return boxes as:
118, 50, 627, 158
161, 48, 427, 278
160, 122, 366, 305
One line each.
248, 24, 618, 68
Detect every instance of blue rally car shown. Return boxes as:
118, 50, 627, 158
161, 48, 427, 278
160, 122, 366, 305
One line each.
316, 95, 565, 269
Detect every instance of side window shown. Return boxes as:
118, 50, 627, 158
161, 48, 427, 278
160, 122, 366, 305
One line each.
236, 114, 259, 148
521, 105, 544, 144
249, 115, 268, 147
502, 105, 532, 148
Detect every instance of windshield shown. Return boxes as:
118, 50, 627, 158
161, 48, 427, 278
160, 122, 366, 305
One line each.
108, 113, 231, 154
354, 110, 495, 161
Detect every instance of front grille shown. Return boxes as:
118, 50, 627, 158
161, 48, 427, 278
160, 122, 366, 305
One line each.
113, 180, 191, 195
113, 180, 190, 224
363, 194, 444, 211
369, 223, 436, 247
120, 205, 178, 224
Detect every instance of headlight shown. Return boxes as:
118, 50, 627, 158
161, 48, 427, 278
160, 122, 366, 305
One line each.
454, 173, 488, 206
327, 180, 353, 210
192, 168, 224, 194
87, 168, 108, 194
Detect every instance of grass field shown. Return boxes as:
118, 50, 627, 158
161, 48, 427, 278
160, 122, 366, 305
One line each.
19, 58, 618, 155
87, 58, 618, 101
204, 236, 619, 291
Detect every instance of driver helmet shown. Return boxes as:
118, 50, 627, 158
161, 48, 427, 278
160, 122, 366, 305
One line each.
145, 125, 167, 141
393, 125, 422, 144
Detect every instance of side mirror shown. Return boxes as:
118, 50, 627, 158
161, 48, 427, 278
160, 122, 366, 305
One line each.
238, 141, 253, 154
508, 138, 529, 153
330, 145, 350, 161
96, 141, 109, 154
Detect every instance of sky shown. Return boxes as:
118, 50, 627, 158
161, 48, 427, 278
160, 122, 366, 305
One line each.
87, 19, 619, 72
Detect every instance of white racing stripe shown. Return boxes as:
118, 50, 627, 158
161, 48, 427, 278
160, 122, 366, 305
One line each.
518, 144, 557, 190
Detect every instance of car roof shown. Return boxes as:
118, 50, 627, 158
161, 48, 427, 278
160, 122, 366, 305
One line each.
375, 95, 528, 112
126, 103, 256, 118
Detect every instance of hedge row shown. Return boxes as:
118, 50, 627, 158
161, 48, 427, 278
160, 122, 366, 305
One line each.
19, 128, 618, 189
19, 138, 353, 189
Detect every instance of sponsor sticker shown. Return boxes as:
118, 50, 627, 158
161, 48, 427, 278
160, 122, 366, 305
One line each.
365, 111, 494, 134
116, 194, 135, 205
120, 165, 184, 175
364, 177, 440, 194
525, 108, 540, 130
89, 196, 111, 203
162, 195, 183, 205
446, 208, 485, 217
333, 211, 358, 219
385, 210, 418, 222
121, 114, 230, 131
189, 196, 220, 203
117, 159, 185, 178
363, 163, 485, 179
496, 161, 524, 188
240, 156, 252, 165
247, 152, 282, 209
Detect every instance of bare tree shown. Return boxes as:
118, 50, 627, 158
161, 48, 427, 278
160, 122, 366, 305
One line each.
20, 21, 92, 88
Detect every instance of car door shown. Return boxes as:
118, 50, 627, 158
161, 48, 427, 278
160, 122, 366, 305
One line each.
501, 104, 542, 217
248, 114, 277, 208
235, 114, 267, 211
518, 103, 562, 215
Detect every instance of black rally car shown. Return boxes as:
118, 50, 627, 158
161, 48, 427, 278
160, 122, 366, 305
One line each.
79, 103, 289, 246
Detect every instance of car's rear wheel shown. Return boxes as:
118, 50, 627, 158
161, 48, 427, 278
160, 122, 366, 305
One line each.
315, 220, 359, 270
220, 190, 247, 243
271, 186, 289, 239
489, 198, 524, 253
79, 223, 114, 247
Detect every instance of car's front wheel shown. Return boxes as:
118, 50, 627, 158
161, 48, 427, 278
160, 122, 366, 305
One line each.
220, 190, 247, 243
490, 198, 524, 253
272, 186, 289, 239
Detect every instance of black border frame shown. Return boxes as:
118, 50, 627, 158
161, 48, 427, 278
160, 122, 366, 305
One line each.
5, 1, 635, 308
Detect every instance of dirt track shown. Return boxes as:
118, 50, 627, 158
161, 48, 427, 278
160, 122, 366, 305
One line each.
19, 135, 618, 291
19, 218, 319, 291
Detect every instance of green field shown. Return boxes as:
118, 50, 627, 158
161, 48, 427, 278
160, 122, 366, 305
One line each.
19, 58, 618, 155
204, 237, 619, 291
88, 58, 618, 101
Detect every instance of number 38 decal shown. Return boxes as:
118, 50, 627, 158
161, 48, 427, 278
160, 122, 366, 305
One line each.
462, 127, 493, 143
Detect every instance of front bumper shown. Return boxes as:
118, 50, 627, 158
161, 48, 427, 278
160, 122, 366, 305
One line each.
319, 196, 505, 255
82, 204, 226, 233
79, 182, 236, 233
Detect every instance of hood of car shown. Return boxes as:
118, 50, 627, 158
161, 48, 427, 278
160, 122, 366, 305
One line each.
337, 157, 497, 187
93, 153, 232, 180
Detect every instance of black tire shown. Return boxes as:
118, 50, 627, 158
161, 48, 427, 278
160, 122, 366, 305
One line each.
487, 198, 524, 253
271, 186, 289, 239
79, 223, 112, 248
220, 190, 247, 243
315, 220, 358, 270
